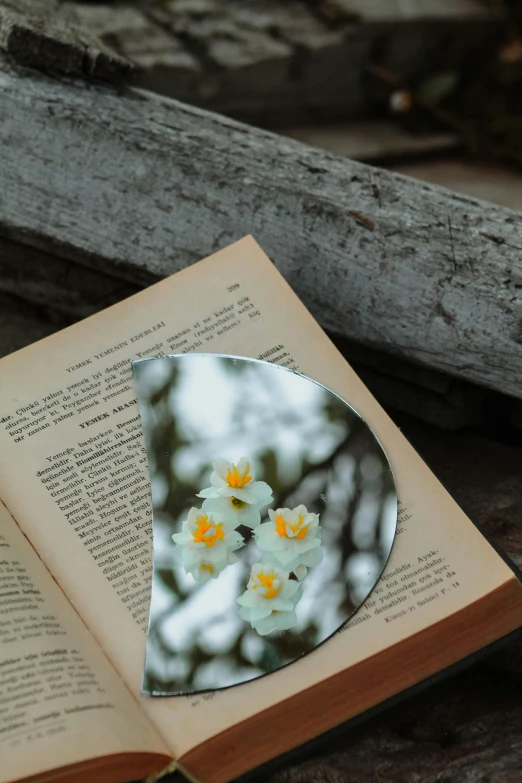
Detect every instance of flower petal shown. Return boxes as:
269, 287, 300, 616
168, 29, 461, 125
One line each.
303, 546, 324, 567
236, 457, 251, 475
237, 592, 258, 608
196, 487, 220, 499
245, 482, 273, 502
212, 459, 231, 480
282, 580, 301, 599
249, 604, 273, 622
274, 548, 299, 567
252, 616, 276, 636
238, 505, 262, 529
190, 569, 212, 584
271, 610, 297, 630
270, 597, 295, 613
255, 535, 281, 554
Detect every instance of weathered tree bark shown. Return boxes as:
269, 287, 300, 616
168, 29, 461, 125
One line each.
1, 56, 522, 398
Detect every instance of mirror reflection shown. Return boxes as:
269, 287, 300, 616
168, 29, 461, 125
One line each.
133, 355, 397, 695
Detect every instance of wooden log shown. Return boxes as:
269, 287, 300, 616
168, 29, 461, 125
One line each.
284, 123, 460, 164
399, 418, 522, 572
0, 237, 492, 433
0, 0, 507, 124
266, 664, 522, 783
69, 3, 201, 97
0, 0, 133, 80
71, 0, 504, 125
0, 292, 62, 355
0, 235, 141, 318
0, 241, 491, 432
1, 56, 522, 400
392, 158, 522, 212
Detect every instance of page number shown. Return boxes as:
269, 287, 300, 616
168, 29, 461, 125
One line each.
227, 284, 240, 292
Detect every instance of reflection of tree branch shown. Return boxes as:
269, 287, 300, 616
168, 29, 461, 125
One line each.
272, 418, 366, 512
149, 599, 178, 638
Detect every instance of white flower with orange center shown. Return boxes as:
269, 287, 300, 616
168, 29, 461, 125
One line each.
180, 550, 238, 584
237, 563, 301, 635
255, 505, 323, 581
201, 495, 266, 530
172, 507, 244, 583
197, 458, 273, 528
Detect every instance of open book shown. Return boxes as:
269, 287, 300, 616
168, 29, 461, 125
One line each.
1, 237, 521, 783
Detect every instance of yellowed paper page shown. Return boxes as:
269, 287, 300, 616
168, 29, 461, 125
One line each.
0, 502, 168, 783
0, 237, 514, 758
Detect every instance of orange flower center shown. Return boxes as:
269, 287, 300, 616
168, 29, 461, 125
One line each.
226, 464, 253, 489
275, 513, 308, 540
253, 572, 279, 599
192, 515, 224, 547
200, 563, 214, 574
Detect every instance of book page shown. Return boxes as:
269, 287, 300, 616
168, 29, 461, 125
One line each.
0, 236, 515, 759
0, 502, 168, 783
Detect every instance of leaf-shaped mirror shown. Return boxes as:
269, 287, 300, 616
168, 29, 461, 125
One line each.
132, 354, 397, 696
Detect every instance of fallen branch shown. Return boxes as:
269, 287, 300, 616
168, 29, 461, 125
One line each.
1, 56, 522, 399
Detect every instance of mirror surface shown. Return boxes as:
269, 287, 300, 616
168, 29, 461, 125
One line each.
133, 354, 397, 695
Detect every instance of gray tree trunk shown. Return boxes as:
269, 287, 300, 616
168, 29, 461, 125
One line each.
1, 55, 522, 399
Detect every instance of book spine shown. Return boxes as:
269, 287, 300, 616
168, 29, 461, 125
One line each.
146, 761, 203, 783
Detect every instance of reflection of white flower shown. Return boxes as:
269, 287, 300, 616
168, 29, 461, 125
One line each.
172, 507, 244, 582
202, 495, 267, 530
255, 505, 323, 580
197, 457, 273, 504
180, 549, 237, 584
197, 458, 273, 528
237, 563, 301, 636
